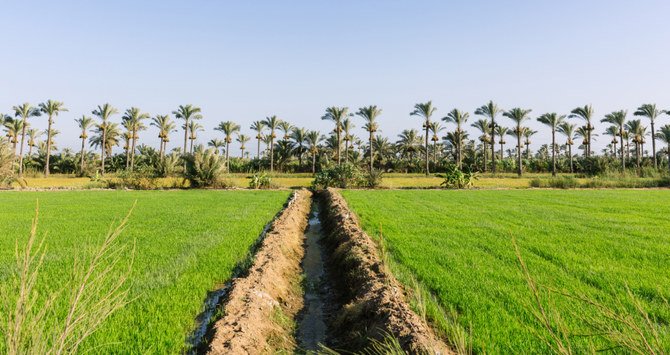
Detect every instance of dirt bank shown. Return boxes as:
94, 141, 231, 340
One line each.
207, 189, 312, 354
319, 188, 452, 354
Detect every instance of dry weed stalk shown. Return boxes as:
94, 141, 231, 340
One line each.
513, 237, 667, 354
1, 201, 136, 355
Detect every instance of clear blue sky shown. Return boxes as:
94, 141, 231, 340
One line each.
2, 0, 669, 154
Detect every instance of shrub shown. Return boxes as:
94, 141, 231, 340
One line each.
248, 172, 273, 189
361, 169, 385, 188
0, 141, 14, 187
184, 149, 226, 188
106, 167, 161, 190
530, 176, 579, 189
311, 163, 363, 189
154, 152, 181, 178
438, 166, 478, 189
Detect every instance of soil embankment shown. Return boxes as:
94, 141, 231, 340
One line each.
319, 188, 452, 354
207, 189, 311, 354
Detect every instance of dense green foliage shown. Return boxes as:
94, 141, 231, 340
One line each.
341, 190, 670, 353
0, 190, 290, 353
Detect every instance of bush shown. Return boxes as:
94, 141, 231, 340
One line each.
0, 141, 14, 187
105, 167, 161, 190
248, 172, 274, 189
311, 163, 363, 189
154, 152, 181, 178
529, 176, 579, 189
438, 166, 478, 189
361, 169, 385, 188
184, 149, 226, 188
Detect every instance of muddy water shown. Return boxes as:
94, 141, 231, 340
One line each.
297, 205, 328, 351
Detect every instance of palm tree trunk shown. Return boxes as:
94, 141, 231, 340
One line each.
311, 152, 316, 174
587, 125, 591, 158
491, 119, 496, 174
256, 138, 261, 159
183, 119, 189, 155
433, 141, 437, 165
130, 132, 137, 171
619, 128, 625, 172
551, 130, 556, 177
457, 140, 462, 169
425, 125, 430, 176
500, 142, 504, 160
190, 139, 194, 154
45, 115, 53, 177
270, 138, 274, 172
636, 142, 641, 170
298, 143, 303, 169
568, 144, 573, 173
101, 128, 106, 176
226, 141, 230, 171
369, 131, 374, 172
80, 138, 86, 173
336, 124, 341, 166
482, 141, 487, 173
517, 133, 522, 176
18, 121, 27, 177
651, 121, 657, 169
345, 140, 349, 163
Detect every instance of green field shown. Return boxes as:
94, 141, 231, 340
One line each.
341, 189, 670, 353
0, 190, 290, 353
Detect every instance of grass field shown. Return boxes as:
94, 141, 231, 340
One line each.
0, 190, 291, 353
341, 189, 670, 353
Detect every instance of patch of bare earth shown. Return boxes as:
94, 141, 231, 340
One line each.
319, 188, 453, 354
207, 189, 312, 354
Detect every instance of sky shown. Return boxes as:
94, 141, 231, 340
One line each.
1, 0, 670, 155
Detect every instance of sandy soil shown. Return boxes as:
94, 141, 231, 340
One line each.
319, 188, 452, 354
207, 189, 312, 354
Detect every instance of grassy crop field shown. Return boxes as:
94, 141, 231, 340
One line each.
0, 190, 291, 353
341, 189, 670, 353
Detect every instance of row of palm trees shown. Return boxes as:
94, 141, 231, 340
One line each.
3, 100, 670, 177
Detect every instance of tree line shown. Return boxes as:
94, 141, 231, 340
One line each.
2, 100, 670, 178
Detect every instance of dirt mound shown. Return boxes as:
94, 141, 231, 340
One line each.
319, 188, 452, 354
207, 189, 312, 354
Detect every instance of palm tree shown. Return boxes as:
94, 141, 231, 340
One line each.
442, 109, 469, 169
575, 126, 591, 157
290, 127, 308, 169
396, 129, 422, 161
262, 115, 281, 172
250, 121, 265, 159
26, 129, 41, 157
471, 119, 491, 172
634, 104, 664, 169
523, 128, 536, 159
625, 119, 647, 170
12, 103, 41, 176
656, 125, 670, 174
236, 134, 250, 158
503, 108, 532, 176
38, 100, 68, 177
188, 121, 204, 154
75, 115, 94, 172
410, 101, 437, 175
215, 121, 241, 170
4, 119, 23, 154
558, 122, 577, 173
475, 101, 502, 173
207, 138, 225, 155
305, 130, 323, 174
601, 110, 628, 171
321, 107, 351, 166
495, 126, 508, 161
278, 121, 293, 142
121, 107, 149, 171
341, 118, 355, 163
91, 103, 118, 175
569, 105, 594, 158
356, 105, 382, 172
537, 113, 566, 176
604, 125, 619, 157
429, 122, 445, 164
151, 114, 177, 158
172, 104, 202, 157
90, 122, 121, 162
